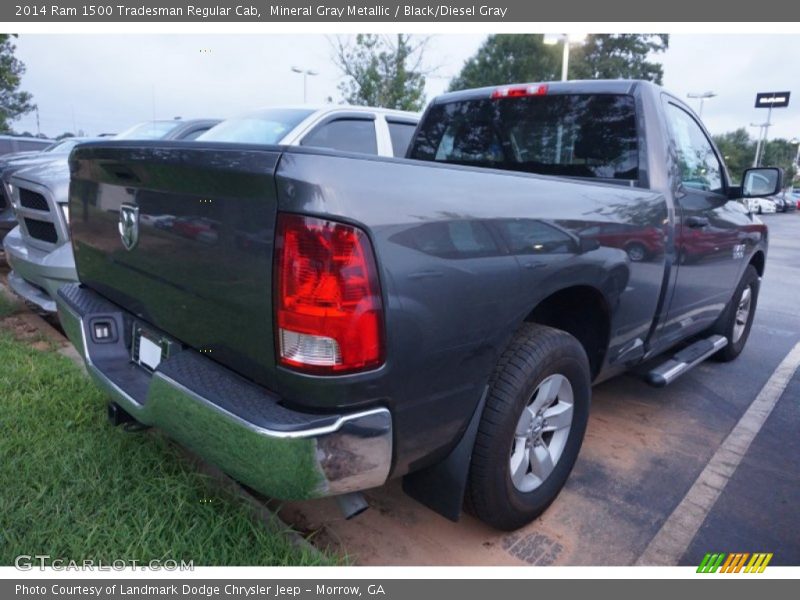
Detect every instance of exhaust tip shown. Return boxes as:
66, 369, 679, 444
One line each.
335, 492, 369, 520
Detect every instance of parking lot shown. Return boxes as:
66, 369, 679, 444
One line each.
1, 212, 798, 567
277, 212, 800, 566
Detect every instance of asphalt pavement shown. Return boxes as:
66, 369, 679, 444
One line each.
679, 212, 800, 566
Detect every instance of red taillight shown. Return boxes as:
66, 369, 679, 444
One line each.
274, 213, 384, 375
491, 84, 548, 100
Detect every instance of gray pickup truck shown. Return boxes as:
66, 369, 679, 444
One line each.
57, 80, 779, 530
0, 138, 98, 243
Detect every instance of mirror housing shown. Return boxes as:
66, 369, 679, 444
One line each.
579, 236, 601, 254
740, 167, 783, 198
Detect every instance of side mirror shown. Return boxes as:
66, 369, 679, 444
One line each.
578, 236, 600, 254
741, 167, 783, 198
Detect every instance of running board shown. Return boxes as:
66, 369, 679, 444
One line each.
645, 335, 728, 387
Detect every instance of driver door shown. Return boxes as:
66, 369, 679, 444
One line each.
660, 99, 746, 342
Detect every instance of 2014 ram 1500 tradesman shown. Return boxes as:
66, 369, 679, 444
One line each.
57, 80, 780, 530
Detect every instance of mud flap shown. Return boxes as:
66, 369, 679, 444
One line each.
402, 387, 488, 522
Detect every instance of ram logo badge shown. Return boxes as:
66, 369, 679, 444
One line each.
118, 204, 140, 251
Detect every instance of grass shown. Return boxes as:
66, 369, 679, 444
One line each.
0, 331, 333, 566
0, 289, 19, 318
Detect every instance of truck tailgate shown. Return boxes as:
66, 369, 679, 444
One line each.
69, 142, 282, 387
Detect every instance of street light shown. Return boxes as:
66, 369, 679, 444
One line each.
543, 34, 587, 81
791, 137, 800, 169
687, 91, 717, 118
291, 66, 318, 103
750, 122, 770, 167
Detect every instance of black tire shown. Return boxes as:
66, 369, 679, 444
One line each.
626, 242, 648, 262
710, 265, 760, 362
466, 323, 591, 530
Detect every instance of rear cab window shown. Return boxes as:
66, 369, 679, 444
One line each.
300, 118, 378, 155
387, 120, 418, 157
178, 127, 211, 141
197, 108, 314, 145
409, 90, 639, 183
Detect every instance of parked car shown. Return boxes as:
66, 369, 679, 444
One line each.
779, 188, 799, 211
748, 196, 777, 214
0, 138, 101, 242
58, 80, 775, 531
578, 223, 664, 262
196, 105, 420, 156
0, 134, 53, 156
766, 193, 790, 212
171, 216, 220, 244
115, 118, 221, 141
2, 120, 220, 312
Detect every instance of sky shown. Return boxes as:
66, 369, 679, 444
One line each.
10, 33, 800, 144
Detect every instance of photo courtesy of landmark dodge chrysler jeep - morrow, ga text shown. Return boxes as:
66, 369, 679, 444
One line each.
57, 80, 779, 530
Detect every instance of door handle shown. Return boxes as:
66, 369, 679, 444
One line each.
685, 216, 709, 228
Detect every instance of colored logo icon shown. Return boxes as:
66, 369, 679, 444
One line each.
697, 552, 773, 573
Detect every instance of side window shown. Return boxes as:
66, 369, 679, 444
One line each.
665, 103, 724, 194
387, 121, 417, 157
179, 128, 211, 141
300, 119, 378, 155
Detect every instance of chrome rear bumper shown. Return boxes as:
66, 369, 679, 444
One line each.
56, 283, 393, 500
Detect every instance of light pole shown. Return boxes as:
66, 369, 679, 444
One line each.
291, 66, 318, 103
750, 122, 770, 168
687, 91, 716, 118
791, 137, 800, 169
543, 34, 587, 81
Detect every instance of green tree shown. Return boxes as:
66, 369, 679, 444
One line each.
570, 35, 669, 84
762, 138, 798, 187
713, 128, 755, 184
449, 34, 668, 92
0, 34, 35, 133
333, 34, 427, 111
448, 34, 561, 91
712, 130, 797, 186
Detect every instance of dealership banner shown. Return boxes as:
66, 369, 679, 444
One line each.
3, 0, 800, 22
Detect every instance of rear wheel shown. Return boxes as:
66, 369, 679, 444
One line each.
711, 265, 760, 362
466, 324, 591, 530
626, 242, 647, 262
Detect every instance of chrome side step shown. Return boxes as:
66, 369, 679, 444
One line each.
645, 335, 728, 388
